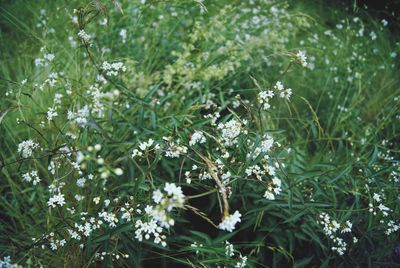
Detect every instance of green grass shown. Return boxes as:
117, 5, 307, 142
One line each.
0, 0, 399, 267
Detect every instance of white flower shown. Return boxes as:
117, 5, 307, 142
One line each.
296, 50, 307, 67
218, 210, 241, 232
47, 193, 66, 208
67, 105, 90, 127
163, 182, 185, 208
43, 53, 55, 62
152, 189, 163, 204
218, 119, 243, 146
258, 90, 274, 110
22, 170, 41, 185
119, 28, 127, 43
235, 254, 248, 268
78, 29, 92, 43
225, 241, 234, 256
189, 131, 206, 146
273, 81, 292, 100
370, 31, 377, 41
18, 140, 40, 158
164, 137, 187, 158
47, 107, 58, 121
76, 178, 86, 188
102, 61, 126, 76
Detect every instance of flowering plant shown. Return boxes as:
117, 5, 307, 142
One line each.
0, 0, 399, 267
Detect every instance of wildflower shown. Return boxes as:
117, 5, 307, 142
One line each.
273, 81, 292, 100
119, 28, 127, 43
218, 210, 241, 232
0, 256, 17, 268
152, 189, 163, 204
296, 50, 307, 67
67, 105, 90, 127
258, 90, 274, 110
254, 135, 274, 156
102, 61, 126, 76
47, 193, 66, 208
318, 213, 353, 255
370, 31, 377, 41
78, 29, 92, 43
235, 254, 248, 268
218, 119, 243, 146
22, 170, 41, 185
134, 218, 167, 247
17, 140, 39, 158
225, 241, 234, 256
164, 137, 188, 158
76, 178, 86, 188
189, 131, 206, 146
43, 53, 55, 62
47, 107, 58, 121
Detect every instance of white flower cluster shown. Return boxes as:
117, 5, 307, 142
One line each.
218, 119, 245, 146
273, 81, 292, 100
189, 130, 206, 146
67, 105, 90, 127
218, 210, 241, 232
98, 211, 119, 228
87, 84, 120, 118
134, 183, 185, 247
225, 241, 234, 256
32, 232, 66, 251
134, 218, 166, 246
34, 52, 55, 67
77, 29, 92, 43
296, 50, 307, 67
47, 193, 66, 208
120, 202, 139, 221
68, 213, 102, 239
258, 89, 274, 110
119, 28, 127, 43
204, 111, 220, 126
0, 256, 17, 268
48, 236, 66, 251
17, 139, 39, 158
245, 158, 282, 200
263, 177, 282, 200
235, 254, 248, 268
22, 170, 40, 185
385, 220, 400, 236
46, 107, 58, 121
164, 136, 188, 158
318, 213, 353, 255
149, 182, 185, 227
368, 192, 391, 216
225, 241, 248, 268
41, 72, 58, 88
131, 138, 160, 157
102, 61, 126, 76
252, 135, 275, 158
258, 81, 293, 111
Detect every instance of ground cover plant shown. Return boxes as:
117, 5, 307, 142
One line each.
0, 0, 399, 267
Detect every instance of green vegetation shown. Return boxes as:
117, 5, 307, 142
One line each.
0, 0, 399, 267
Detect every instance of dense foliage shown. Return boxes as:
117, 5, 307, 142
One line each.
0, 0, 399, 267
